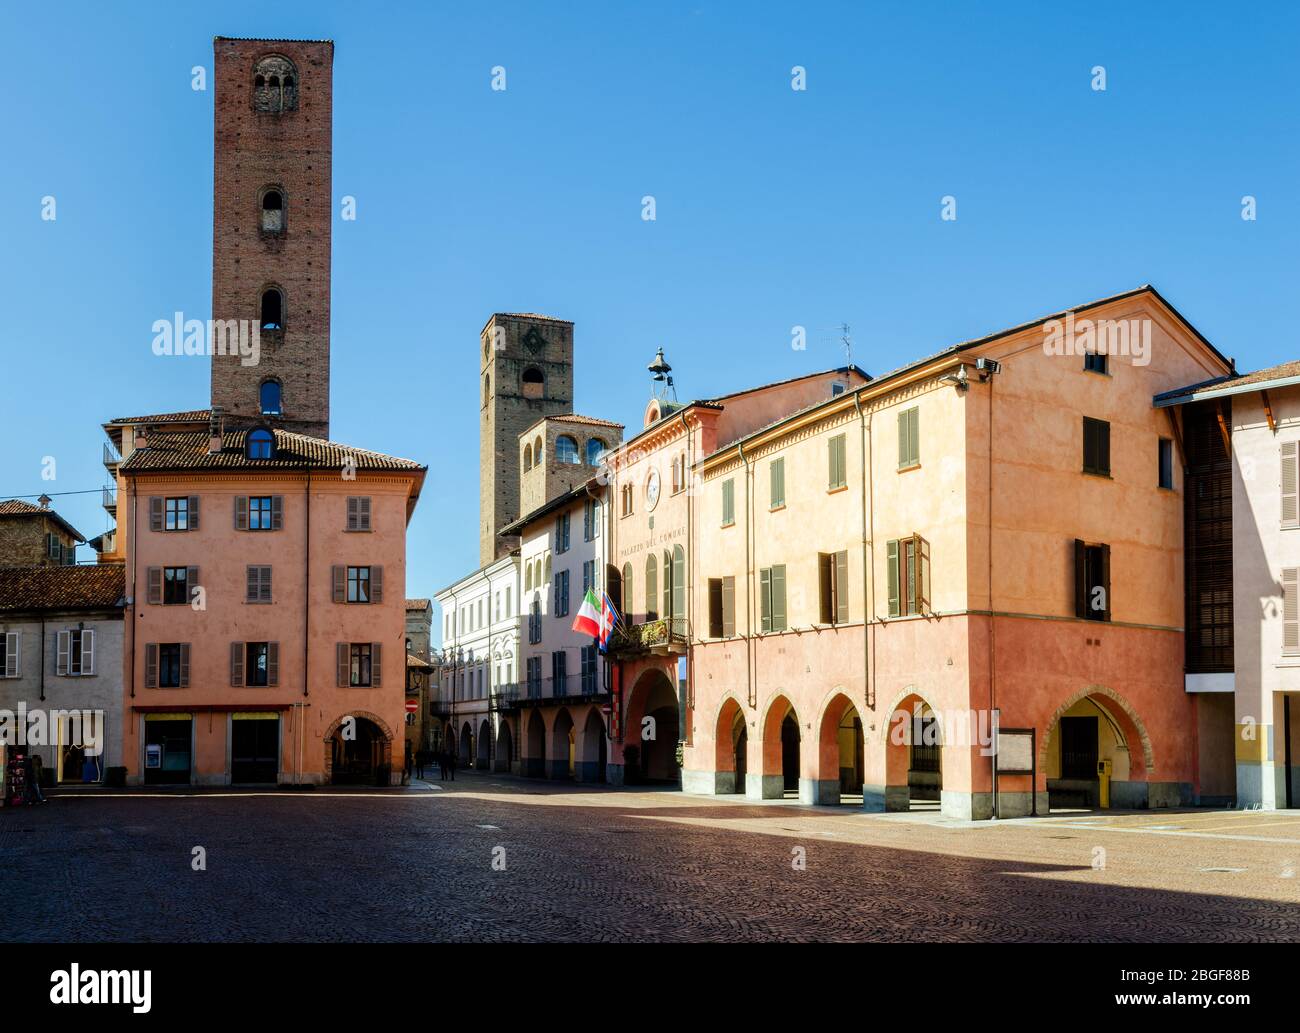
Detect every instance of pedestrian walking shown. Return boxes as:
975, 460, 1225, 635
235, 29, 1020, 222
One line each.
447, 748, 456, 781
25, 753, 46, 805
415, 749, 426, 780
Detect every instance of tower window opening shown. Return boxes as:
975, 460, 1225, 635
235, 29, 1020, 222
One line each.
261, 189, 284, 233
260, 289, 283, 332
556, 435, 579, 465
253, 56, 298, 113
522, 366, 544, 400
260, 380, 282, 416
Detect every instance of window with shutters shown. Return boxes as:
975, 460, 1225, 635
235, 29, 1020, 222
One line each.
350, 643, 373, 686
1283, 568, 1300, 656
818, 550, 850, 624
1083, 351, 1108, 375
721, 478, 735, 527
886, 536, 930, 617
898, 408, 920, 470
583, 498, 601, 541
0, 631, 19, 678
1158, 438, 1174, 490
828, 433, 848, 489
645, 555, 659, 621
707, 577, 736, 638
581, 645, 598, 694
346, 566, 371, 603
246, 642, 274, 686
1282, 442, 1299, 529
346, 496, 372, 532
621, 484, 634, 517
555, 570, 570, 617
552, 650, 568, 694
1073, 539, 1111, 622
162, 566, 192, 605
1082, 417, 1111, 476
555, 512, 571, 553
529, 594, 542, 644
58, 628, 95, 676
249, 496, 277, 530
759, 564, 787, 632
246, 565, 272, 603
159, 643, 184, 687
770, 457, 785, 509
164, 496, 190, 531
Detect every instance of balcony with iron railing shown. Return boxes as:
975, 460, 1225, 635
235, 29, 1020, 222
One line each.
489, 683, 520, 711
607, 616, 690, 656
103, 442, 121, 468
102, 485, 116, 513
518, 674, 609, 707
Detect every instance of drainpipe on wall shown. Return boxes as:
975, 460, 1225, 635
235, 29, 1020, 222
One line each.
39, 619, 46, 702
987, 367, 999, 818
304, 462, 312, 699
129, 478, 138, 701
738, 442, 754, 710
854, 393, 872, 713
678, 410, 693, 741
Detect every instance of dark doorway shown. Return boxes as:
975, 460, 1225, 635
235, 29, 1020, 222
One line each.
780, 714, 799, 794
331, 719, 384, 785
144, 719, 192, 785
1060, 716, 1099, 778
734, 726, 747, 793
232, 717, 279, 784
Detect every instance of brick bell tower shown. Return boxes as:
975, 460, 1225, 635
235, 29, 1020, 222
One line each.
479, 314, 574, 564
210, 37, 333, 439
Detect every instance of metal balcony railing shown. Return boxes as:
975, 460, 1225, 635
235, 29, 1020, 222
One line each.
607, 616, 690, 655
102, 485, 117, 510
103, 442, 121, 467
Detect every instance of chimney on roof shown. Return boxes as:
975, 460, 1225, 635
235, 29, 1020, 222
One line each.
209, 407, 224, 455
37, 494, 51, 510
134, 427, 147, 450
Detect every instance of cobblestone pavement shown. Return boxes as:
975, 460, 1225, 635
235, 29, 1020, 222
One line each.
3, 772, 1299, 942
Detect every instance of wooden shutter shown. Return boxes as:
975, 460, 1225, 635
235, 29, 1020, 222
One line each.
347, 497, 359, 531
336, 643, 349, 686
186, 567, 199, 604
230, 642, 244, 686
828, 437, 837, 486
760, 567, 772, 632
371, 643, 382, 687
722, 480, 734, 524
81, 630, 94, 675
835, 550, 850, 624
886, 540, 900, 617
1284, 569, 1300, 655
188, 496, 200, 531
1099, 543, 1111, 621
1283, 442, 1299, 528
359, 497, 371, 531
898, 410, 909, 467
271, 495, 284, 530
1073, 539, 1088, 618
772, 565, 787, 631
371, 565, 383, 604
3, 632, 17, 678
771, 458, 784, 508
722, 576, 736, 637
149, 497, 163, 531
145, 642, 157, 688
179, 643, 190, 687
916, 539, 930, 614
267, 642, 279, 686
332, 565, 345, 603
818, 553, 833, 623
56, 630, 70, 675
235, 496, 249, 530
708, 579, 723, 638
246, 566, 259, 603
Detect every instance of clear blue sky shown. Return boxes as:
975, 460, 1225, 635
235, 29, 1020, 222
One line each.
2, 1, 1296, 631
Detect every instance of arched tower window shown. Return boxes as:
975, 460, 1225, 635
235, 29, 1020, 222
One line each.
260, 288, 283, 332
253, 56, 299, 112
483, 373, 491, 407
533, 436, 543, 464
522, 366, 544, 400
261, 188, 284, 234
259, 380, 282, 416
586, 438, 607, 466
523, 443, 533, 472
645, 554, 659, 622
556, 436, 579, 464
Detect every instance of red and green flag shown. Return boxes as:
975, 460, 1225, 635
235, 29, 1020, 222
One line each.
572, 588, 602, 638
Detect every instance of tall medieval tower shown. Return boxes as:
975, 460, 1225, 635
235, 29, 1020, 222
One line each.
210, 37, 333, 439
479, 314, 574, 564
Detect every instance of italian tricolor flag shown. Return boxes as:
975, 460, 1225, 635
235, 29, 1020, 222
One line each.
572, 588, 603, 638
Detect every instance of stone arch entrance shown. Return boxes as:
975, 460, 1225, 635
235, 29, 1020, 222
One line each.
624, 667, 680, 786
714, 696, 748, 795
580, 710, 608, 783
495, 720, 514, 774
459, 722, 473, 768
324, 711, 395, 786
1040, 687, 1153, 810
477, 719, 491, 770
552, 708, 576, 780
525, 710, 546, 778
760, 694, 801, 800
884, 691, 943, 811
815, 692, 865, 806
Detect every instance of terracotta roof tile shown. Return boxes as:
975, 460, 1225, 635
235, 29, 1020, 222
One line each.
0, 565, 126, 612
0, 500, 86, 542
405, 598, 431, 611
106, 409, 212, 426
120, 428, 425, 474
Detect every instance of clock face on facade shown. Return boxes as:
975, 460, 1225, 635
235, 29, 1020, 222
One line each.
645, 468, 661, 511
521, 327, 546, 354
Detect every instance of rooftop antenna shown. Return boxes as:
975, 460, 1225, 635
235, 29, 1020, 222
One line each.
839, 323, 852, 369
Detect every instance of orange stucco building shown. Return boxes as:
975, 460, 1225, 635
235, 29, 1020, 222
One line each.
606, 287, 1233, 817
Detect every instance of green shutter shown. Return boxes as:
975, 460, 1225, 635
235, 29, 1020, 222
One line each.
899, 408, 919, 468
829, 434, 847, 489
722, 479, 734, 525
760, 567, 772, 632
886, 540, 900, 617
835, 550, 850, 624
772, 564, 786, 631
771, 458, 784, 508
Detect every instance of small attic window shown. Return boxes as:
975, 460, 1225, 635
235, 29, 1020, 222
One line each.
247, 428, 274, 460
